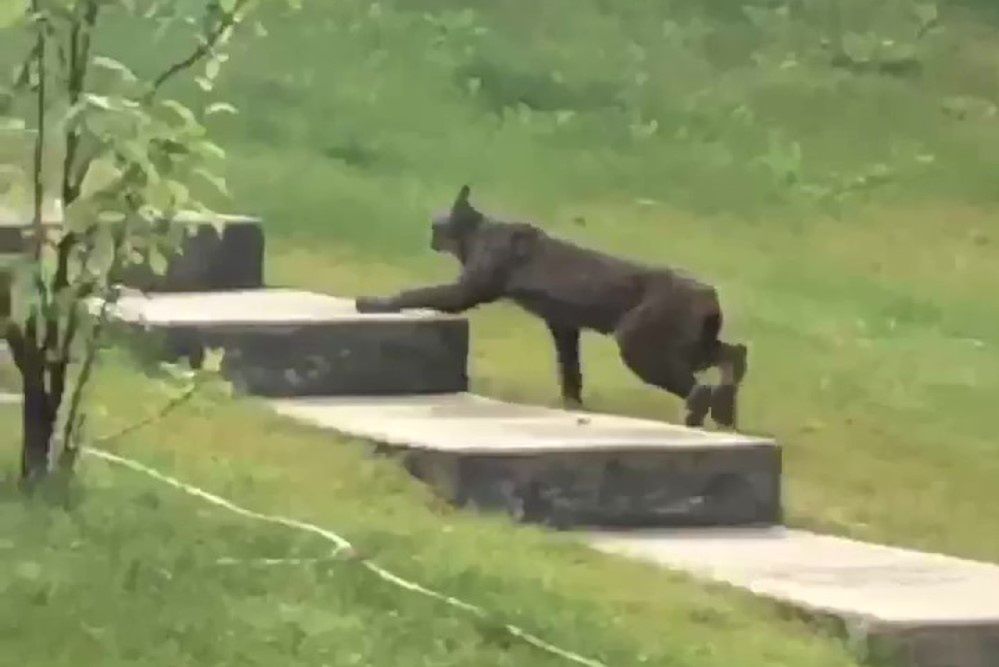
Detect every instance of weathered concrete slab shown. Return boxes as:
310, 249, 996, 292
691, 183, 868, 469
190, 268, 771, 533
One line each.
116, 214, 264, 292
269, 393, 782, 529
1, 207, 264, 291
0, 203, 63, 254
587, 527, 999, 667
109, 289, 468, 397
0, 222, 33, 254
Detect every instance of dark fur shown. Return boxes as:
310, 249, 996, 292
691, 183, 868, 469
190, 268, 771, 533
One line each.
356, 186, 748, 428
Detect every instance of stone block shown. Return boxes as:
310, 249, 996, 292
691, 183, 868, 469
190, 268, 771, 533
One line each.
269, 393, 782, 528
0, 221, 61, 255
116, 214, 264, 292
108, 289, 468, 397
589, 527, 999, 667
0, 223, 27, 254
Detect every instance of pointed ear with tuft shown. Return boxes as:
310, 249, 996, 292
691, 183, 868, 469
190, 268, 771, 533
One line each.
452, 184, 472, 211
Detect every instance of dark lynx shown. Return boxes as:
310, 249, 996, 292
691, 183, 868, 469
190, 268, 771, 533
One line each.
356, 186, 748, 428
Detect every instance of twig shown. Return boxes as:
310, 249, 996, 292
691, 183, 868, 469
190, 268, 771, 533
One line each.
94, 382, 199, 445
148, 0, 247, 96
56, 170, 140, 464
30, 2, 47, 263
61, 0, 100, 206
58, 279, 113, 457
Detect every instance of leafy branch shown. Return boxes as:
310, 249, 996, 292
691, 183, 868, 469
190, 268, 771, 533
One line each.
149, 0, 251, 96
0, 0, 296, 488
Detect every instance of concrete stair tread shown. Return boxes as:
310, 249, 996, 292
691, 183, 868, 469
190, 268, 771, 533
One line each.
270, 393, 781, 528
588, 527, 999, 624
269, 392, 775, 454
109, 288, 462, 327
104, 289, 469, 397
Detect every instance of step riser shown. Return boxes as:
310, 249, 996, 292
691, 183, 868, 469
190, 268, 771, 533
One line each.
3, 217, 264, 292
869, 624, 999, 667
136, 321, 469, 397
270, 393, 781, 529
401, 447, 781, 528
117, 219, 264, 292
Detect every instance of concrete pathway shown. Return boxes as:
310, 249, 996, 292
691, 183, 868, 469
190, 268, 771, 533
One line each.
588, 528, 999, 666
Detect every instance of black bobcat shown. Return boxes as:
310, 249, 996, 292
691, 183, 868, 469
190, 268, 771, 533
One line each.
356, 186, 748, 428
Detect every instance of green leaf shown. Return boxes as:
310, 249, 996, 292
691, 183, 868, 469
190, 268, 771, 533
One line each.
205, 58, 221, 81
166, 180, 190, 209
98, 210, 126, 224
89, 225, 116, 276
145, 180, 173, 211
84, 94, 114, 111
119, 140, 160, 183
149, 246, 169, 276
8, 262, 40, 328
92, 55, 138, 82
193, 140, 226, 160
65, 199, 97, 233
205, 102, 237, 116
202, 347, 225, 373
160, 100, 198, 128
80, 157, 122, 199
194, 168, 229, 197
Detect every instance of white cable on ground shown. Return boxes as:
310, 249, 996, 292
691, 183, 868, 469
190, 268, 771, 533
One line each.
82, 447, 608, 667
214, 555, 342, 567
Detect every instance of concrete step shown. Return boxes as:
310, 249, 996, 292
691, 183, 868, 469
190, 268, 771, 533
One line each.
108, 289, 468, 397
270, 393, 782, 529
2, 211, 263, 292
115, 214, 265, 292
588, 527, 999, 667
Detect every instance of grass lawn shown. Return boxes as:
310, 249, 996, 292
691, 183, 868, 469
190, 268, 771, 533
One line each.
0, 362, 17, 394
263, 200, 999, 563
208, 0, 998, 563
1, 0, 998, 663
0, 369, 863, 667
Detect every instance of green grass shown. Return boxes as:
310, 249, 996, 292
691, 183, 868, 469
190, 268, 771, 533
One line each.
2, 0, 999, 663
190, 0, 999, 561
0, 364, 17, 393
265, 200, 999, 562
0, 367, 863, 667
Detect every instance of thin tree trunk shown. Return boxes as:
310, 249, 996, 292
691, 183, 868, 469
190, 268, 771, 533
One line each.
21, 0, 53, 488
20, 374, 53, 487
